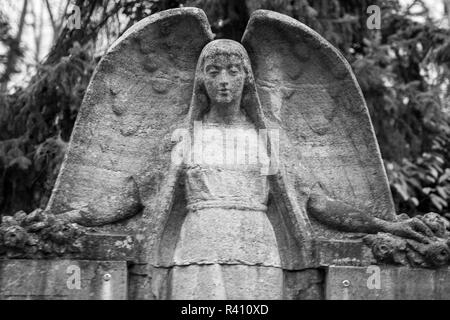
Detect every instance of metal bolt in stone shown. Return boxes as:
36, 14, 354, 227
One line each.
103, 273, 112, 281
342, 280, 350, 287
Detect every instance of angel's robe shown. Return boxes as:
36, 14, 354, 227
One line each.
168, 122, 284, 299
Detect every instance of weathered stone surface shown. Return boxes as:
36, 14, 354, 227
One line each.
141, 266, 325, 300
283, 269, 324, 299
77, 233, 136, 261
0, 260, 127, 300
326, 266, 450, 300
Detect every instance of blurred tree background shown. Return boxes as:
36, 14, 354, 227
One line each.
0, 0, 449, 218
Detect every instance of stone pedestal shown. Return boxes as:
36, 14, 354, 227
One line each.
2, 235, 449, 299
325, 266, 450, 300
0, 259, 127, 300
0, 233, 135, 300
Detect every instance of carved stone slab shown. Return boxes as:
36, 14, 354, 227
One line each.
316, 239, 373, 267
326, 265, 450, 299
0, 260, 127, 300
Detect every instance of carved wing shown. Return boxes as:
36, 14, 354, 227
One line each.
242, 10, 395, 238
46, 8, 213, 229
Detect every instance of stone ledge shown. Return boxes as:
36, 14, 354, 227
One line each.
74, 233, 136, 261
0, 233, 136, 262
315, 239, 373, 267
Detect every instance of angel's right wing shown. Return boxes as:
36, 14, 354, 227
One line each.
46, 8, 213, 230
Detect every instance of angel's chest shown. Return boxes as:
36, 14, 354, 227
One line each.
189, 125, 269, 167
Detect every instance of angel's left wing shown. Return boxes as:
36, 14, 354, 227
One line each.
242, 10, 395, 240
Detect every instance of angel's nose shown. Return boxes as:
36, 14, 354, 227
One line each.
218, 71, 230, 86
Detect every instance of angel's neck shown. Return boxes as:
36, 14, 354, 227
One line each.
205, 102, 246, 125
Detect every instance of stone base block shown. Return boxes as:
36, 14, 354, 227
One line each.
0, 259, 127, 300
326, 265, 450, 299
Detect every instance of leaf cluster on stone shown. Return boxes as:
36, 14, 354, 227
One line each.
364, 212, 450, 268
0, 209, 86, 258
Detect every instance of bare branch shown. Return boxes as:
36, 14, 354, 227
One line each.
0, 0, 28, 92
44, 0, 57, 34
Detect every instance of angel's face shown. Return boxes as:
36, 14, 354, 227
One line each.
203, 54, 245, 105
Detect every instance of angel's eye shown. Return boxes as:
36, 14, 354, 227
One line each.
207, 69, 219, 77
205, 65, 221, 76
229, 66, 241, 75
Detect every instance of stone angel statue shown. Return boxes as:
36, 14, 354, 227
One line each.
45, 8, 443, 299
